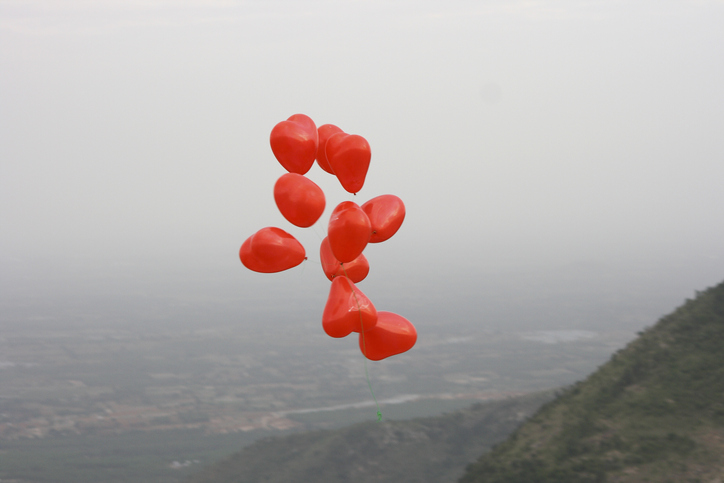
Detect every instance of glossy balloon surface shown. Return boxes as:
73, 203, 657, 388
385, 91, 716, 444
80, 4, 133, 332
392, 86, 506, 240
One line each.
287, 113, 317, 136
269, 114, 318, 174
326, 133, 371, 194
361, 194, 406, 243
327, 201, 371, 263
319, 237, 369, 282
239, 227, 306, 273
273, 173, 326, 227
315, 124, 343, 174
322, 277, 377, 338
359, 311, 417, 361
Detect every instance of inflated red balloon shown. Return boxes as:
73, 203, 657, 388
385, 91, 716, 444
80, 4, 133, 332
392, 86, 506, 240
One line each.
359, 311, 417, 361
327, 201, 371, 263
361, 194, 406, 243
287, 113, 316, 135
320, 237, 369, 283
326, 132, 371, 194
316, 124, 343, 174
270, 114, 318, 174
273, 173, 326, 228
239, 227, 306, 273
322, 276, 378, 338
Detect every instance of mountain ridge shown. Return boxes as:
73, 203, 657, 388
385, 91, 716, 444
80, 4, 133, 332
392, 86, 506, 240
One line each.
184, 391, 554, 483
460, 279, 724, 482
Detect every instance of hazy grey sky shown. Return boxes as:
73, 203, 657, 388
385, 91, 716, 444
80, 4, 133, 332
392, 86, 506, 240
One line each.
2, 0, 724, 306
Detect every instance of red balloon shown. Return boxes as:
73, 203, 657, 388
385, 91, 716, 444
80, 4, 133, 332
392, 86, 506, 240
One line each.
316, 124, 344, 174
320, 237, 369, 283
326, 133, 371, 194
287, 113, 316, 135
361, 194, 406, 243
239, 227, 306, 273
322, 276, 378, 338
273, 173, 326, 228
359, 311, 417, 361
270, 114, 318, 174
327, 201, 371, 263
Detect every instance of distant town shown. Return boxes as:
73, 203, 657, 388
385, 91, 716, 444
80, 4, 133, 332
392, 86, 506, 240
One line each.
0, 318, 631, 440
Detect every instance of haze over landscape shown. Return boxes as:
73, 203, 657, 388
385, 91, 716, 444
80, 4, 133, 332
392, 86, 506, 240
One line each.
1, 1, 723, 481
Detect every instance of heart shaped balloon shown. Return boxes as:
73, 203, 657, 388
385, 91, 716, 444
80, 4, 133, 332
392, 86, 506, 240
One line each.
239, 227, 306, 273
322, 276, 378, 338
287, 113, 316, 134
320, 237, 369, 283
273, 173, 326, 228
270, 114, 318, 175
315, 124, 344, 174
359, 311, 417, 361
327, 201, 371, 263
326, 132, 371, 194
361, 194, 406, 243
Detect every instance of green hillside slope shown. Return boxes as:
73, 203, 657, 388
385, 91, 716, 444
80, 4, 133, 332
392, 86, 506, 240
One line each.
461, 280, 724, 483
184, 392, 553, 483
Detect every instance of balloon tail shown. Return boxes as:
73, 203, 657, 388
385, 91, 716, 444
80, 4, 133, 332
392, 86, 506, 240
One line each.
342, 263, 382, 421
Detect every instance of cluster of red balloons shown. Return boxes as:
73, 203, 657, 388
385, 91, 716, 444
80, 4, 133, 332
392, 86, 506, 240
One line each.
239, 114, 417, 361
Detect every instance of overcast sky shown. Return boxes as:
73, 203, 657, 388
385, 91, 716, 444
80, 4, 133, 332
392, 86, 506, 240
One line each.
2, 0, 724, 323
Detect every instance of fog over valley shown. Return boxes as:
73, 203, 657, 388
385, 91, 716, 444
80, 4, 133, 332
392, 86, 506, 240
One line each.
1, 1, 723, 481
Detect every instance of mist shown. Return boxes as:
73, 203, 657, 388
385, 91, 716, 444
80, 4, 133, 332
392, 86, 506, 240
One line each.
2, 0, 724, 367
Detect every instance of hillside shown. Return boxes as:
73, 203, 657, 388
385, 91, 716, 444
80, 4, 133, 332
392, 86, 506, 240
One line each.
461, 280, 724, 482
184, 392, 554, 483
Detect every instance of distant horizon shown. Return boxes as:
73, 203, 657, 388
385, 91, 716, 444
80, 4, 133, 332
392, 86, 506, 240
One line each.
3, 253, 722, 341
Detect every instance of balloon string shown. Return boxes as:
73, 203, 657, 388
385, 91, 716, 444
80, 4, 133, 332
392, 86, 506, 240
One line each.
311, 224, 325, 242
341, 263, 382, 421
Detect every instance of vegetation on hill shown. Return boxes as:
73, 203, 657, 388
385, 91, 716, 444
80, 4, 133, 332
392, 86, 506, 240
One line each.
184, 392, 554, 483
461, 280, 724, 482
